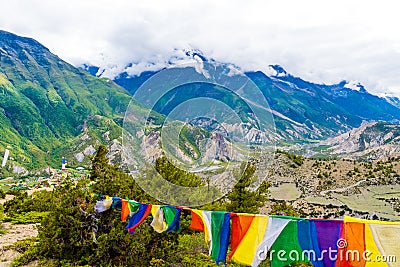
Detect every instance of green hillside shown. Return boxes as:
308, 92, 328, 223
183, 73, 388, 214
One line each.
0, 30, 132, 170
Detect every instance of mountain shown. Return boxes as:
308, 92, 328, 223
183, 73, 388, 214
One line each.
2, 30, 399, 173
384, 95, 400, 109
0, 31, 239, 174
0, 30, 135, 172
246, 66, 400, 140
319, 122, 400, 160
88, 58, 400, 142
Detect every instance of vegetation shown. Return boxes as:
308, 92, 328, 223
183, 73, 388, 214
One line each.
2, 145, 270, 266
3, 190, 57, 217
0, 188, 5, 198
3, 211, 48, 224
0, 204, 6, 234
226, 162, 268, 213
276, 150, 304, 167
270, 201, 299, 217
155, 156, 203, 187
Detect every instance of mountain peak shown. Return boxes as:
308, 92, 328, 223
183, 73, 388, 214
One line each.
0, 30, 49, 53
80, 64, 104, 77
266, 64, 288, 77
81, 48, 212, 79
184, 48, 208, 62
343, 81, 367, 93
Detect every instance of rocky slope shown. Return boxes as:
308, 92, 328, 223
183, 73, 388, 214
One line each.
320, 122, 400, 160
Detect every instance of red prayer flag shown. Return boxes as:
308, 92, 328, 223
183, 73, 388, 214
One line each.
229, 213, 255, 258
190, 210, 204, 231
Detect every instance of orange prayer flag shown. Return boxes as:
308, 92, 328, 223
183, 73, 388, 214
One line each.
190, 209, 204, 231
336, 222, 366, 267
229, 213, 255, 259
121, 199, 130, 222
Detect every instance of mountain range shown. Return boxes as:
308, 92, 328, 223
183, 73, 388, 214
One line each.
90, 52, 400, 142
1, 30, 400, 172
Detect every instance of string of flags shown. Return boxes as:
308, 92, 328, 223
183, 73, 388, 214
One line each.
93, 195, 400, 267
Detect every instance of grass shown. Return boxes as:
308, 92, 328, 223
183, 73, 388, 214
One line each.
269, 183, 301, 201
305, 196, 343, 207
367, 185, 400, 197
332, 189, 398, 216
3, 211, 49, 224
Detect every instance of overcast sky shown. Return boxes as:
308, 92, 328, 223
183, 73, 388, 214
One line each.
1, 0, 400, 97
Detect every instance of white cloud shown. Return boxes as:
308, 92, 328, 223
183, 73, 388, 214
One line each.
1, 0, 400, 96
344, 81, 362, 92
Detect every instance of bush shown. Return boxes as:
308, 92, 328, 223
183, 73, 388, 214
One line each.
13, 146, 184, 266
3, 190, 57, 216
3, 211, 48, 224
0, 189, 6, 199
8, 238, 39, 267
276, 150, 304, 166
270, 201, 299, 217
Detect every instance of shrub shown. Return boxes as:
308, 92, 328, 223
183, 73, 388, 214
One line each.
0, 189, 6, 199
3, 211, 48, 224
4, 190, 57, 217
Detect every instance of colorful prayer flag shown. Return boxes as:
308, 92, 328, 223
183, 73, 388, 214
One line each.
126, 203, 152, 234
231, 215, 269, 266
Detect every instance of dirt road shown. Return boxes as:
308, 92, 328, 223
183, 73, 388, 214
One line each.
0, 223, 38, 266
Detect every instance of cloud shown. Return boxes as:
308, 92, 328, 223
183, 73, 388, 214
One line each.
1, 0, 400, 96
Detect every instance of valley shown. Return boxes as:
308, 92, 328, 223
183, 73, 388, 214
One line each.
1, 29, 399, 221
262, 152, 400, 221
0, 29, 399, 267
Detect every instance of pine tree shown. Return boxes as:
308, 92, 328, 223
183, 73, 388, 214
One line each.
225, 162, 267, 213
154, 156, 202, 187
33, 145, 184, 266
89, 144, 110, 181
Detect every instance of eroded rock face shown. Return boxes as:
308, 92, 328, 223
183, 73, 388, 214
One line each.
83, 145, 96, 156
201, 132, 242, 163
106, 139, 124, 166
320, 122, 400, 160
12, 164, 27, 175
139, 130, 163, 163
74, 152, 85, 162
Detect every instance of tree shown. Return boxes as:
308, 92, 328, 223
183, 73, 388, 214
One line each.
28, 145, 184, 266
154, 156, 203, 187
11, 146, 272, 266
225, 162, 267, 214
89, 144, 110, 181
